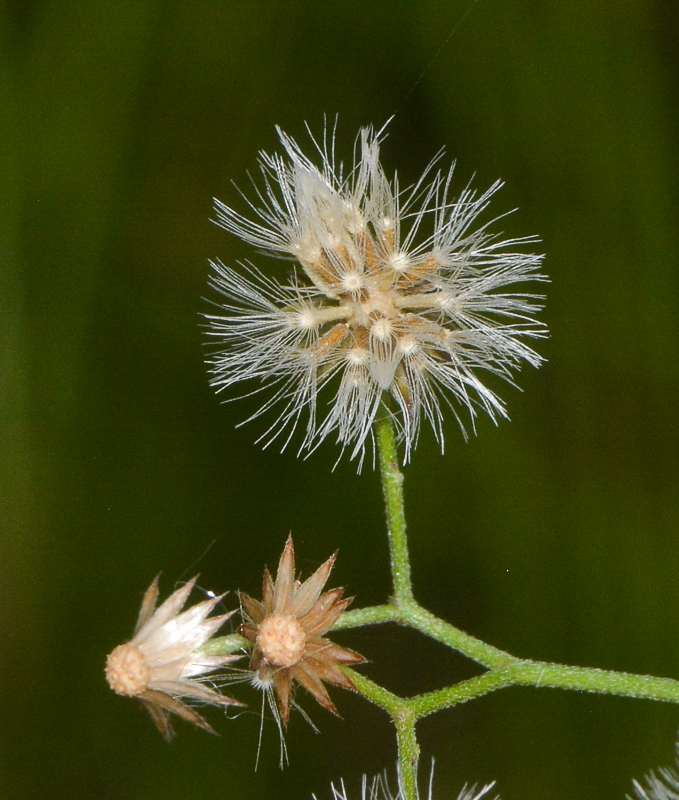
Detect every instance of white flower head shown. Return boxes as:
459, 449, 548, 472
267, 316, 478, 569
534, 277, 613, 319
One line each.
206, 121, 547, 465
105, 575, 243, 740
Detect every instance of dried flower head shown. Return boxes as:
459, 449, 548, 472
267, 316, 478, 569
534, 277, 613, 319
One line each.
239, 535, 366, 726
105, 575, 243, 741
207, 121, 547, 464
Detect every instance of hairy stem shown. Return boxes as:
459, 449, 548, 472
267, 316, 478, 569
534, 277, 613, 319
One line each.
336, 599, 513, 668
201, 633, 249, 655
335, 410, 679, 800
207, 415, 679, 785
373, 412, 418, 800
375, 411, 413, 603
346, 657, 679, 722
395, 714, 419, 800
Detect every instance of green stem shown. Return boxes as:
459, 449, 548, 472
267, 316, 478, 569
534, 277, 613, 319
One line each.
346, 672, 420, 800
199, 409, 679, 796
398, 598, 514, 669
405, 669, 514, 717
395, 713, 419, 800
346, 669, 403, 715
200, 633, 249, 656
375, 411, 413, 603
342, 408, 679, 800
334, 604, 396, 629
510, 661, 679, 704
373, 412, 418, 800
346, 656, 679, 722
336, 600, 513, 669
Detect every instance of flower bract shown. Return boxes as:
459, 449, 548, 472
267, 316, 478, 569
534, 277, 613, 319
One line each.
239, 535, 366, 726
207, 122, 547, 464
105, 575, 243, 740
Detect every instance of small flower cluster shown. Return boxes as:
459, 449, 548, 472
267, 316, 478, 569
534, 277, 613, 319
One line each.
206, 122, 547, 464
105, 539, 364, 740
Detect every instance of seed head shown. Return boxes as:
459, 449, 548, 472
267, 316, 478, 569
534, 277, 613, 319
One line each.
105, 575, 243, 741
239, 535, 366, 726
257, 614, 307, 667
106, 644, 150, 696
207, 122, 547, 465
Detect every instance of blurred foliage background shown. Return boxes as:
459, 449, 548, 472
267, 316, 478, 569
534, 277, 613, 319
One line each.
1, 1, 679, 798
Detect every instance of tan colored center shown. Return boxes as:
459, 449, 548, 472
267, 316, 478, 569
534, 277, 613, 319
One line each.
257, 613, 307, 667
105, 643, 150, 696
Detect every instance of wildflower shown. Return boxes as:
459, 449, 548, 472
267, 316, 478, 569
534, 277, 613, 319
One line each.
239, 535, 366, 726
628, 737, 679, 799
207, 122, 546, 464
105, 575, 243, 741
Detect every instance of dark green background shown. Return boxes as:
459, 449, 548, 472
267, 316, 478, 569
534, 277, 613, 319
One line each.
2, 1, 679, 798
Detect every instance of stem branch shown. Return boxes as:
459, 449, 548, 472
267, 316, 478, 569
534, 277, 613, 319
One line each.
335, 412, 679, 795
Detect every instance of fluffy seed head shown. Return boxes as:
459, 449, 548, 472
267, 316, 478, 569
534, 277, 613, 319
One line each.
239, 535, 367, 726
207, 121, 547, 465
